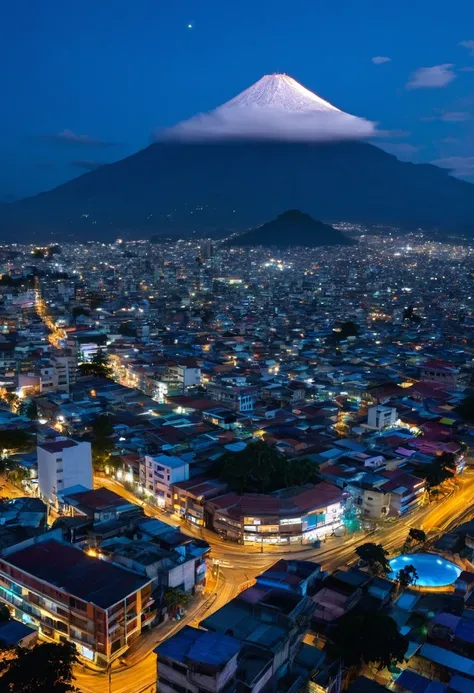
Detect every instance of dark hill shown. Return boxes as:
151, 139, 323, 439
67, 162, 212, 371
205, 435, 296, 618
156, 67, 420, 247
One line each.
228, 210, 353, 247
2, 140, 474, 241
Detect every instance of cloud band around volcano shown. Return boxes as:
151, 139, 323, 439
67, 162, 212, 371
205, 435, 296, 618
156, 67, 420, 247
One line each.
159, 105, 377, 142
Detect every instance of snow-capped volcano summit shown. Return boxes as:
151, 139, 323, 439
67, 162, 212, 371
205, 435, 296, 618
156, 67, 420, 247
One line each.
162, 73, 376, 142
221, 73, 341, 113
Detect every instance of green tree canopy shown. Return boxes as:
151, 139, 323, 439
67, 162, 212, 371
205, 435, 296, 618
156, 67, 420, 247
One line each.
214, 441, 319, 494
164, 588, 192, 610
355, 542, 390, 576
18, 400, 38, 420
0, 641, 78, 692
89, 415, 116, 473
78, 349, 112, 379
330, 610, 408, 670
0, 429, 33, 453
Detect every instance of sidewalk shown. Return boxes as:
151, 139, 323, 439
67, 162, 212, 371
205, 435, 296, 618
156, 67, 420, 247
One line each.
118, 580, 221, 669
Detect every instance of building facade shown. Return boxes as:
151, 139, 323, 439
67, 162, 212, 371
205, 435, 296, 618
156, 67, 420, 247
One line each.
37, 437, 93, 505
0, 537, 154, 665
141, 454, 189, 508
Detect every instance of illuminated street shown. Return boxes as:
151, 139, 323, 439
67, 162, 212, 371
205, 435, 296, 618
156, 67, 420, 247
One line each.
70, 470, 474, 692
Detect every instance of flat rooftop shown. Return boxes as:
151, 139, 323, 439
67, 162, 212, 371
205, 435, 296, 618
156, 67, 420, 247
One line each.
4, 539, 149, 609
155, 625, 240, 669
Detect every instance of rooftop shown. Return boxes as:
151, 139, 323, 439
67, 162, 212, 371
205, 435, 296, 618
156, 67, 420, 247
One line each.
5, 539, 150, 608
155, 625, 241, 669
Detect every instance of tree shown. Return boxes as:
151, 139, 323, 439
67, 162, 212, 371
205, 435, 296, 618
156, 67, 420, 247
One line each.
403, 306, 422, 324
0, 429, 33, 454
421, 452, 455, 493
408, 528, 426, 544
7, 462, 30, 488
329, 321, 359, 345
0, 640, 78, 692
330, 610, 408, 670
72, 306, 89, 321
118, 322, 137, 337
3, 393, 19, 413
456, 395, 474, 423
78, 349, 112, 379
18, 400, 38, 420
164, 588, 192, 611
214, 441, 319, 494
355, 543, 390, 576
0, 604, 10, 622
89, 415, 115, 473
396, 565, 418, 591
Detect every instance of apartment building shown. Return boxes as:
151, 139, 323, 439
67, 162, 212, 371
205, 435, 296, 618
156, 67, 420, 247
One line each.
367, 405, 398, 430
0, 537, 154, 665
141, 454, 189, 509
37, 437, 93, 506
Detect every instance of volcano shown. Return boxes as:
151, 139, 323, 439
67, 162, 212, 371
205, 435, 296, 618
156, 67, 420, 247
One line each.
163, 73, 376, 141
2, 73, 474, 240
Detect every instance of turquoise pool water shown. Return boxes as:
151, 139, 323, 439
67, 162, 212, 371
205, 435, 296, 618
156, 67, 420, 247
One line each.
388, 553, 461, 588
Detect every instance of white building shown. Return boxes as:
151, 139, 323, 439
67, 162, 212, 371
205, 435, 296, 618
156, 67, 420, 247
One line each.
367, 405, 397, 430
37, 437, 93, 506
142, 455, 189, 508
166, 363, 201, 392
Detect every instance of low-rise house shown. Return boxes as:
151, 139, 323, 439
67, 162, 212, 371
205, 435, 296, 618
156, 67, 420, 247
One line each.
156, 626, 242, 693
206, 482, 345, 544
172, 477, 228, 526
256, 559, 322, 596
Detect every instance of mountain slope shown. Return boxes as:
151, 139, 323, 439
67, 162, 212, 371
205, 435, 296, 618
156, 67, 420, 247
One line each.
2, 73, 474, 240
227, 209, 354, 247
2, 139, 474, 241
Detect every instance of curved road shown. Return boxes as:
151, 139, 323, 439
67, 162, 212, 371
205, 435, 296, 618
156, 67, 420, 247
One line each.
76, 471, 474, 692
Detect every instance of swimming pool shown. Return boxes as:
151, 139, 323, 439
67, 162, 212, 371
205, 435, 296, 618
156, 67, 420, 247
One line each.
388, 553, 461, 588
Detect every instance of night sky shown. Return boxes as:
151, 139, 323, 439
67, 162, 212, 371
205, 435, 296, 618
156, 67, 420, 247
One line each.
3, 0, 474, 200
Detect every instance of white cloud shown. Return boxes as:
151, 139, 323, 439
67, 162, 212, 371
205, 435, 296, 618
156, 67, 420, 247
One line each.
160, 106, 377, 143
372, 56, 391, 65
459, 40, 474, 55
432, 156, 474, 177
406, 64, 456, 89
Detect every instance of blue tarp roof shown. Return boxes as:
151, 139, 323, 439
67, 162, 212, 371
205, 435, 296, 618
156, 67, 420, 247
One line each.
155, 625, 240, 668
394, 669, 446, 693
419, 643, 474, 676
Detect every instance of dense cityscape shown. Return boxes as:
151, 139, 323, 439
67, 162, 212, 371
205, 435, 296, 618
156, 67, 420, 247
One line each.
3, 2, 474, 692
0, 232, 472, 692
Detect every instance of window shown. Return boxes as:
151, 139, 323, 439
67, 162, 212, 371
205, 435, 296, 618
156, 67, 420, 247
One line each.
57, 468, 63, 474
56, 458, 63, 463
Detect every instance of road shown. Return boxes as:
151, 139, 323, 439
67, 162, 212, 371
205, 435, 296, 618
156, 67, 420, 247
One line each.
74, 471, 474, 693
2, 471, 473, 692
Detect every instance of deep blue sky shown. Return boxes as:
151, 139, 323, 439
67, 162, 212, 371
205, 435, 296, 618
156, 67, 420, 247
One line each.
2, 0, 474, 199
